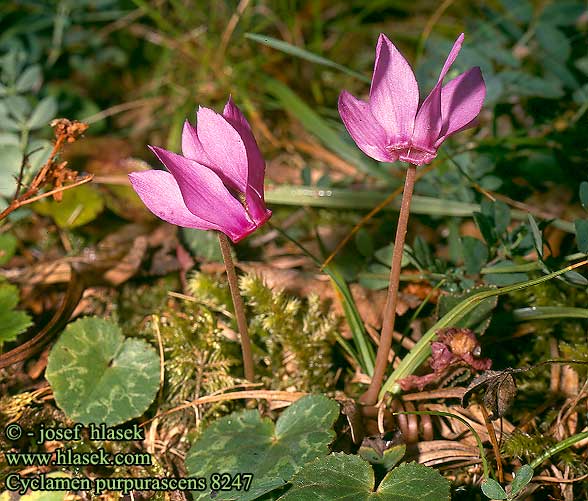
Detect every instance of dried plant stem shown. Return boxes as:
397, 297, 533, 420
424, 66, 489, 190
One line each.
217, 232, 255, 381
361, 164, 417, 405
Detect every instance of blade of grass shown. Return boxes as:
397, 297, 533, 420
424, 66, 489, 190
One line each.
380, 259, 588, 398
512, 306, 588, 321
268, 223, 375, 375
245, 33, 370, 83
264, 79, 390, 181
265, 186, 576, 233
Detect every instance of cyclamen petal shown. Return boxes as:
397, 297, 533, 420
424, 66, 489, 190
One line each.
412, 34, 465, 150
436, 67, 486, 146
149, 146, 255, 242
181, 120, 209, 164
131, 98, 271, 243
339, 33, 485, 166
196, 106, 248, 193
222, 96, 268, 222
369, 34, 419, 145
338, 91, 396, 163
128, 170, 222, 231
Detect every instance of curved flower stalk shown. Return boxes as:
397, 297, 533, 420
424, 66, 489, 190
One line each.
130, 96, 272, 382
338, 34, 486, 405
129, 96, 271, 243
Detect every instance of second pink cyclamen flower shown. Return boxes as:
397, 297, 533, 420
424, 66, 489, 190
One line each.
338, 33, 486, 166
129, 96, 271, 243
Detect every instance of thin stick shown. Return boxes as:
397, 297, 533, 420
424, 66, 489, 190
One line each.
480, 403, 504, 482
361, 164, 417, 405
217, 232, 255, 381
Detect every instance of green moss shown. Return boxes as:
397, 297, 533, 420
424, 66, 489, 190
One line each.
187, 271, 340, 392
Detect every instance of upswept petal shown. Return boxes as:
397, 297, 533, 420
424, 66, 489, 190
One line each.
181, 120, 210, 164
436, 67, 486, 146
222, 96, 267, 221
128, 170, 221, 231
195, 106, 248, 193
338, 90, 395, 163
369, 34, 419, 144
149, 146, 255, 242
412, 33, 465, 149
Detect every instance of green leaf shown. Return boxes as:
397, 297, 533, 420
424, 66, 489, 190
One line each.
539, 1, 586, 26
0, 232, 17, 265
180, 227, 223, 262
34, 184, 104, 228
510, 464, 534, 497
46, 317, 160, 426
493, 201, 511, 235
245, 33, 369, 82
0, 283, 32, 347
15, 65, 42, 93
358, 444, 406, 471
437, 287, 497, 335
355, 228, 374, 258
498, 71, 564, 99
280, 455, 450, 500
499, 0, 532, 23
28, 96, 57, 130
535, 23, 571, 60
0, 144, 23, 198
474, 212, 496, 246
186, 395, 339, 501
4, 96, 31, 123
374, 243, 410, 268
527, 214, 543, 258
580, 182, 588, 211
575, 219, 588, 253
481, 478, 507, 499
461, 237, 488, 275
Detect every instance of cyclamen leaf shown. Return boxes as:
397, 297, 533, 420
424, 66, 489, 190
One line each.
186, 395, 339, 501
481, 478, 507, 499
279, 455, 450, 500
46, 317, 160, 426
511, 464, 534, 496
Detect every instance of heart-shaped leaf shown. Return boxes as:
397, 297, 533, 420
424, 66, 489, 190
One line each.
279, 455, 450, 500
481, 478, 507, 499
510, 464, 534, 497
186, 395, 339, 501
46, 317, 160, 426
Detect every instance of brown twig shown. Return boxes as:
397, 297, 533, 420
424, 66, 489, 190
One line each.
361, 165, 418, 405
218, 232, 255, 381
0, 119, 89, 223
480, 402, 504, 482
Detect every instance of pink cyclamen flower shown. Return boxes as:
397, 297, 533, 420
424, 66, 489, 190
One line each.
338, 33, 486, 166
129, 97, 271, 243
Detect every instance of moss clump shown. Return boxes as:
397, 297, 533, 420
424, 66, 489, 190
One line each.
188, 272, 340, 393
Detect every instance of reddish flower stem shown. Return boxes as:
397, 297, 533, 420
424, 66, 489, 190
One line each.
361, 164, 417, 405
218, 232, 255, 381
